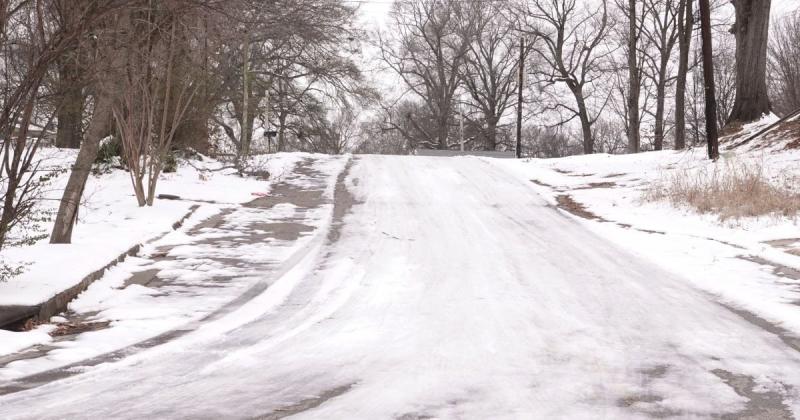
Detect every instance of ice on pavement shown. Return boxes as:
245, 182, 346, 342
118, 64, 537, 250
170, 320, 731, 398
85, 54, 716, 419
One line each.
1, 155, 799, 419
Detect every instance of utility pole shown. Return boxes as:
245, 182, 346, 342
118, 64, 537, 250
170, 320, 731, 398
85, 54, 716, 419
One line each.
626, 0, 640, 154
516, 38, 524, 159
459, 104, 464, 152
242, 31, 250, 157
698, 0, 719, 160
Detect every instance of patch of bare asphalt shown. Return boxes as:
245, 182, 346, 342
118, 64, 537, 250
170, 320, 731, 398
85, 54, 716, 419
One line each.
619, 364, 794, 419
713, 369, 794, 420
531, 179, 556, 188
553, 168, 594, 177
553, 196, 763, 247
0, 157, 349, 397
327, 160, 359, 244
618, 364, 681, 418
252, 383, 354, 420
573, 181, 618, 190
395, 413, 435, 420
244, 161, 362, 420
718, 301, 800, 353
554, 194, 669, 234
764, 238, 800, 257
0, 311, 104, 367
739, 255, 800, 283
392, 397, 471, 420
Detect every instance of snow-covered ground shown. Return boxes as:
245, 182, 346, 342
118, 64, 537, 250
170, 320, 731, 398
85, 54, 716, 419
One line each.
1, 154, 799, 419
486, 133, 800, 340
0, 150, 321, 358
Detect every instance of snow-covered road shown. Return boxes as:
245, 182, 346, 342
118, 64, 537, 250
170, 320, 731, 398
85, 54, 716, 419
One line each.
2, 155, 799, 419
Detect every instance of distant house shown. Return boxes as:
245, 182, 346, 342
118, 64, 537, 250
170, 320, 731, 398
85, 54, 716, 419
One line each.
9, 124, 56, 145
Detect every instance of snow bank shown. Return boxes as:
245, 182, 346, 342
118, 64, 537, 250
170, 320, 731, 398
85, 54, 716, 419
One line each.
0, 151, 306, 308
487, 145, 800, 337
0, 326, 54, 356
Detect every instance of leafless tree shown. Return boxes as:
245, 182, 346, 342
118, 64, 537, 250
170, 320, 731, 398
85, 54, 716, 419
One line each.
459, 3, 529, 151
640, 0, 680, 151
768, 10, 800, 117
727, 0, 771, 124
51, 0, 209, 242
612, 0, 645, 153
356, 102, 421, 155
524, 125, 582, 158
379, 0, 477, 150
112, 3, 196, 207
210, 0, 362, 159
1, 0, 131, 247
674, 0, 694, 149
299, 98, 361, 154
714, 35, 737, 131
699, 0, 719, 159
520, 0, 613, 154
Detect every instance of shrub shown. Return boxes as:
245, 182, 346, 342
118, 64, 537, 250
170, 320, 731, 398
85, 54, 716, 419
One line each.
643, 160, 800, 221
94, 136, 122, 174
0, 261, 25, 283
162, 152, 178, 173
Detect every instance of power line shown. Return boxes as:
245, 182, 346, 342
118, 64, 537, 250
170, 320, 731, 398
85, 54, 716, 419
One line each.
342, 0, 510, 3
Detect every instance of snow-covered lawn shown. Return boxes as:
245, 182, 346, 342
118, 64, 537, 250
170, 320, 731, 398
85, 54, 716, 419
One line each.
0, 150, 315, 357
486, 141, 800, 338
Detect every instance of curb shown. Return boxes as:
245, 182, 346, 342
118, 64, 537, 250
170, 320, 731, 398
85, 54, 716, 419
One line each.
0, 205, 201, 330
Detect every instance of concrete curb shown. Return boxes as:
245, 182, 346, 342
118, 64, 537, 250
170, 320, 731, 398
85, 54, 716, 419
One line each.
0, 205, 201, 330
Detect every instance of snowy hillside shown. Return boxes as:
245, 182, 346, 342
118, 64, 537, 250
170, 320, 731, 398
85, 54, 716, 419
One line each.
487, 121, 800, 345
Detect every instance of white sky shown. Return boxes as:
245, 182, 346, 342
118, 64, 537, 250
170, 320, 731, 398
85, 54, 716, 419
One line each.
357, 1, 392, 27
357, 0, 798, 25
353, 0, 799, 115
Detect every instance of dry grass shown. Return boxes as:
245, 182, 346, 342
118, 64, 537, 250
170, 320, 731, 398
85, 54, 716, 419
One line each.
644, 160, 800, 221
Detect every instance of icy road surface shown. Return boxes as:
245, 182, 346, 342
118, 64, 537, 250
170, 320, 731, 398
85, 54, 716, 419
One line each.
2, 155, 800, 419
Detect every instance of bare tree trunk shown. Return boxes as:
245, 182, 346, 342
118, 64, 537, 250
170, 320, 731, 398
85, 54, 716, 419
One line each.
55, 57, 85, 149
727, 0, 771, 124
245, 111, 257, 153
486, 117, 498, 151
277, 111, 287, 152
132, 175, 146, 207
626, 0, 641, 154
653, 59, 669, 150
573, 89, 594, 154
674, 0, 693, 150
437, 112, 449, 150
0, 98, 37, 249
241, 32, 250, 156
50, 94, 113, 243
516, 37, 524, 158
699, 0, 719, 160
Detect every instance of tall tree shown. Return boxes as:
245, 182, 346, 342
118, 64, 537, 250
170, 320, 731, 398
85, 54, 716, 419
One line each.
521, 0, 612, 154
768, 11, 800, 116
379, 0, 477, 150
0, 0, 130, 246
50, 4, 130, 243
726, 0, 771, 124
53, 1, 88, 149
674, 0, 693, 149
211, 0, 361, 157
641, 0, 680, 151
698, 0, 719, 159
459, 2, 527, 151
623, 0, 642, 153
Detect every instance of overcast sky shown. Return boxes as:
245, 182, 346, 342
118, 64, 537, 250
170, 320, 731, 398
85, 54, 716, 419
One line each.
357, 0, 798, 27
353, 0, 799, 109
